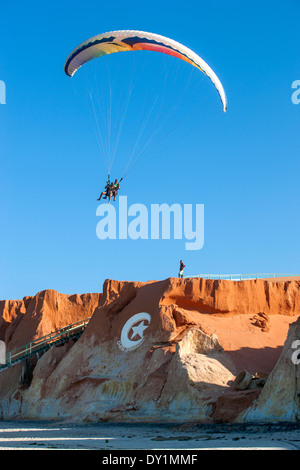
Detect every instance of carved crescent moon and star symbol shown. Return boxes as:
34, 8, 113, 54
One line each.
118, 312, 151, 351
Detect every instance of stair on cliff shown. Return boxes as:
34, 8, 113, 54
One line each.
0, 317, 91, 372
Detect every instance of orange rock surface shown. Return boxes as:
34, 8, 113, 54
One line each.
0, 290, 102, 351
0, 277, 298, 423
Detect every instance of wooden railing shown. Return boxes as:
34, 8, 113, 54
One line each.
0, 317, 91, 371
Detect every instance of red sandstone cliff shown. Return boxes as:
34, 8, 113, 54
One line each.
0, 290, 102, 350
0, 278, 298, 423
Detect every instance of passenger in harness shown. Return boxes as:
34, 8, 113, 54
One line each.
111, 178, 122, 202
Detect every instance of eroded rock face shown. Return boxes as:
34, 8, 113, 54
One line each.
0, 277, 299, 423
0, 290, 102, 412
0, 290, 102, 351
238, 317, 300, 422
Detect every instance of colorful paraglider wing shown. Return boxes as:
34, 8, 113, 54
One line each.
64, 30, 227, 112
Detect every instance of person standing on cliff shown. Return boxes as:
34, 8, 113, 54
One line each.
179, 260, 186, 278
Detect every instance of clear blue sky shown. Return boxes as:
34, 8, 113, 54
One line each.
1, 0, 299, 300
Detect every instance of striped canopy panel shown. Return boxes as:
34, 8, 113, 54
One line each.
64, 30, 227, 112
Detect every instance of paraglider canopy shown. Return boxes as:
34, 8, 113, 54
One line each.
64, 30, 227, 112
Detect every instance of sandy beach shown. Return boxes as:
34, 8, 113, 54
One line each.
0, 421, 299, 451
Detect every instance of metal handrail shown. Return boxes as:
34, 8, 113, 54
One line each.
184, 273, 299, 281
3, 316, 91, 367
